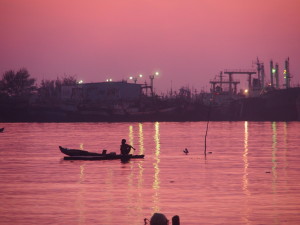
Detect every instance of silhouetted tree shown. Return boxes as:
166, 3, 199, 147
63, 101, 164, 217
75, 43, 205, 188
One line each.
39, 79, 56, 98
38, 75, 77, 100
54, 75, 77, 94
62, 75, 77, 86
0, 68, 36, 97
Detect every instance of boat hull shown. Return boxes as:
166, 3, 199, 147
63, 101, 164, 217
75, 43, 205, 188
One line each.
63, 155, 144, 160
59, 146, 103, 156
59, 146, 144, 160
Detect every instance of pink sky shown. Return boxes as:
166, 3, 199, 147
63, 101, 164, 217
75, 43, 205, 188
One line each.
1, 0, 300, 93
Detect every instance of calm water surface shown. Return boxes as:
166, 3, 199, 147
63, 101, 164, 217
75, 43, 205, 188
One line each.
0, 122, 300, 225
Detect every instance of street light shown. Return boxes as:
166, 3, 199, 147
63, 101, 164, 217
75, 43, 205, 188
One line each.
129, 74, 143, 84
149, 72, 159, 96
106, 78, 112, 82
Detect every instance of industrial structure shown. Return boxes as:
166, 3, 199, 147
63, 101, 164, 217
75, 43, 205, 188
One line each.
210, 57, 293, 98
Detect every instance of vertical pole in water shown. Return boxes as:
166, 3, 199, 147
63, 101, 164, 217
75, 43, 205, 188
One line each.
204, 98, 212, 157
204, 118, 209, 157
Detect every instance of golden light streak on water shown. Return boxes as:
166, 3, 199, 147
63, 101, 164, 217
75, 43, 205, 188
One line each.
137, 123, 145, 189
137, 163, 144, 189
79, 165, 85, 183
127, 124, 145, 220
138, 123, 144, 155
77, 164, 86, 225
127, 125, 135, 210
271, 122, 279, 224
243, 121, 250, 196
152, 122, 161, 212
101, 167, 114, 224
283, 122, 288, 182
129, 125, 134, 154
242, 121, 251, 225
154, 122, 161, 157
272, 122, 278, 183
153, 122, 161, 189
126, 160, 136, 217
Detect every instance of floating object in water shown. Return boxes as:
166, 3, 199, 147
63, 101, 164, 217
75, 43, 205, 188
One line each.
183, 148, 189, 155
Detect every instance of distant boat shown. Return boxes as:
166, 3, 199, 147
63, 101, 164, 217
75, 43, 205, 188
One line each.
0, 128, 4, 132
59, 146, 144, 160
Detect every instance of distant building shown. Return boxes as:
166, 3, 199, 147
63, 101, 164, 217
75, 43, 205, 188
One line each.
61, 81, 142, 103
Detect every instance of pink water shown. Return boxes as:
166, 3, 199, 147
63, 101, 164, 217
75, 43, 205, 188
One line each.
0, 122, 300, 225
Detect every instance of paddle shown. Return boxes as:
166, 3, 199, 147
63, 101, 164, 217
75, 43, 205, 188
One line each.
129, 145, 136, 154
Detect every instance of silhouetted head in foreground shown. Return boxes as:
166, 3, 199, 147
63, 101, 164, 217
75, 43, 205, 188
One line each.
172, 215, 180, 225
150, 213, 168, 225
121, 139, 126, 144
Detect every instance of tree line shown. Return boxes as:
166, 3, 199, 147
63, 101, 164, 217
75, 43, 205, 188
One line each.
0, 68, 77, 99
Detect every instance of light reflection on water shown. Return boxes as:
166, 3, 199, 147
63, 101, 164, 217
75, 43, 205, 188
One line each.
153, 122, 161, 213
0, 122, 300, 225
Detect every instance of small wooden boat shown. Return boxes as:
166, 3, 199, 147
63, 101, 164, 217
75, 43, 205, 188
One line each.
0, 128, 4, 132
63, 154, 145, 161
59, 146, 103, 156
59, 146, 144, 160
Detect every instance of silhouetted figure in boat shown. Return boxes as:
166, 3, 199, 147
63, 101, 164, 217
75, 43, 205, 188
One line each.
183, 148, 189, 155
120, 139, 135, 155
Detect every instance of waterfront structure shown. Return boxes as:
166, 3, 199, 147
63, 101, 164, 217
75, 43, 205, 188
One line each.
61, 81, 142, 103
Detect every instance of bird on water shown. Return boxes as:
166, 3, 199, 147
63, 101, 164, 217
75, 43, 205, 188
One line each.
183, 148, 189, 155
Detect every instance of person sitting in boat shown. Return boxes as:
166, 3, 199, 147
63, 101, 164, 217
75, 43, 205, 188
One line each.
120, 139, 135, 155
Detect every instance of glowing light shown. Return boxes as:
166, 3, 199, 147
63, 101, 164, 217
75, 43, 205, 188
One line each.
283, 69, 287, 74
139, 74, 143, 78
78, 80, 83, 84
129, 76, 133, 80
244, 89, 248, 94
272, 68, 276, 74
155, 72, 159, 76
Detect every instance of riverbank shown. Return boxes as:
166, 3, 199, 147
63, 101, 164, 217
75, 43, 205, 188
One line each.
1, 88, 299, 122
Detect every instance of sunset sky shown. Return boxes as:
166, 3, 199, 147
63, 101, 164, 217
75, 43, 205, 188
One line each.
1, 0, 299, 93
